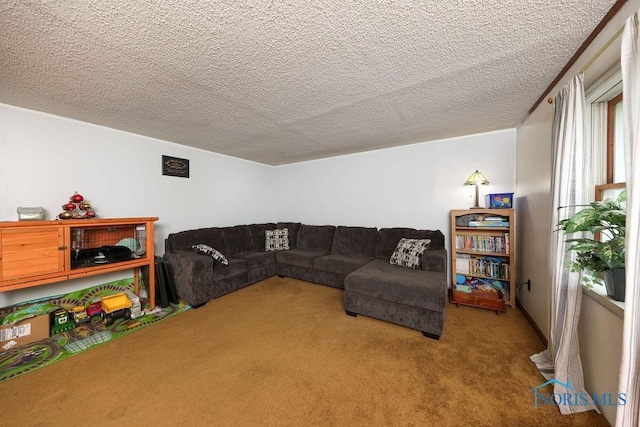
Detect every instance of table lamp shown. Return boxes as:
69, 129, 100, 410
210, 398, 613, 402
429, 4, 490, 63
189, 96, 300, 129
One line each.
464, 170, 489, 209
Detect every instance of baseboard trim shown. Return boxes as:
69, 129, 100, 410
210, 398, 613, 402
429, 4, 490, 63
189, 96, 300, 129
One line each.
516, 297, 548, 347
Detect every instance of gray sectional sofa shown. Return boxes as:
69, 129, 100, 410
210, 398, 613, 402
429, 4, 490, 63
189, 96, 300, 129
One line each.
164, 222, 447, 339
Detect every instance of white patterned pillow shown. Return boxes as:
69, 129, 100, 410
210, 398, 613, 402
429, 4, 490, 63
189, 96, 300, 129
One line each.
265, 228, 290, 251
192, 244, 229, 265
389, 238, 431, 269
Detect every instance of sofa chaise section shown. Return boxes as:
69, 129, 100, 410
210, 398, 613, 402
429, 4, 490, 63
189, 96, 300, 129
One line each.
343, 228, 447, 339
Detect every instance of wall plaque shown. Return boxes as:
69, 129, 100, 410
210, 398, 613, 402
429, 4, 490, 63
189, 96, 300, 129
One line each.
162, 155, 189, 178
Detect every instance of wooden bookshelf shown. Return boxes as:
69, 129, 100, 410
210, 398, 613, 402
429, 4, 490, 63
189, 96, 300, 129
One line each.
450, 209, 516, 312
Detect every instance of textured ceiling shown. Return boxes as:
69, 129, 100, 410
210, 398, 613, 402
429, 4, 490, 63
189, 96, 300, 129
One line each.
0, 1, 617, 165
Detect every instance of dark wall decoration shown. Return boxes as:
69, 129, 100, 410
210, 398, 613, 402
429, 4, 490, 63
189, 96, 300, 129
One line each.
162, 155, 190, 178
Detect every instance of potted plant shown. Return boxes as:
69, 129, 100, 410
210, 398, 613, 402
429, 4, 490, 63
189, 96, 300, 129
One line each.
557, 190, 626, 301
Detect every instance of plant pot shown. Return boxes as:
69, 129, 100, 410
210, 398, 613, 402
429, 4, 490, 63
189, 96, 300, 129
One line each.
603, 268, 625, 302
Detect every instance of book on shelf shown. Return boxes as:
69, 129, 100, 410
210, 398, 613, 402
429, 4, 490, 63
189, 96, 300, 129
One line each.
455, 255, 510, 280
456, 235, 508, 253
455, 254, 471, 274
468, 221, 510, 227
483, 216, 506, 221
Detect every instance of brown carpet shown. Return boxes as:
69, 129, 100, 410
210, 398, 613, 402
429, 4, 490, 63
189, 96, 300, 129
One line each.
1, 277, 609, 426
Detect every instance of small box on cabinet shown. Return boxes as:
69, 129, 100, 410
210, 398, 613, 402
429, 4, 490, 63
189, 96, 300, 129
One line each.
485, 193, 514, 209
17, 206, 45, 221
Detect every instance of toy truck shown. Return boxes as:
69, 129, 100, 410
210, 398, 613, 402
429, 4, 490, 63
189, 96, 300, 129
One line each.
124, 290, 142, 319
100, 293, 132, 326
69, 306, 90, 325
87, 300, 102, 317
50, 309, 74, 335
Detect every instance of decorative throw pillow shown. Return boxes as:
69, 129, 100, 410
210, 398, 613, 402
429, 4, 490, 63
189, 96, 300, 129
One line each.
192, 243, 229, 265
265, 228, 290, 251
389, 238, 431, 269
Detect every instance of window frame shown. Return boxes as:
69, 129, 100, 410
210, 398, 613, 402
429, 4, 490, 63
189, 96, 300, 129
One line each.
584, 68, 626, 312
606, 92, 623, 184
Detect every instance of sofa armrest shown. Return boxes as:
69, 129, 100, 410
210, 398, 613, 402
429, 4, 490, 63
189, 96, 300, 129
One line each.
421, 249, 447, 273
164, 252, 215, 305
164, 251, 215, 282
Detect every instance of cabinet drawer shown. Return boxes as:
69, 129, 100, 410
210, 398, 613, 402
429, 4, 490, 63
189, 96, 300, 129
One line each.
0, 227, 65, 281
451, 289, 506, 312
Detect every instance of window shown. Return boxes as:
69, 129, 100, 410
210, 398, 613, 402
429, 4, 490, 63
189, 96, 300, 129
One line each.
608, 93, 624, 184
586, 67, 625, 201
583, 67, 626, 311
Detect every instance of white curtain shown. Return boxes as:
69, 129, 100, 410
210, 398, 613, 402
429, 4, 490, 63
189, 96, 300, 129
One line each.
617, 9, 640, 427
530, 74, 598, 414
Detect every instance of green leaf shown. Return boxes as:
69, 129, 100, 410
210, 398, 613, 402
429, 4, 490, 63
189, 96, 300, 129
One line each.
557, 190, 626, 273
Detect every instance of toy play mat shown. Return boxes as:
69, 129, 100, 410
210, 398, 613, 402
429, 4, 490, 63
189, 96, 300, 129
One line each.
0, 279, 189, 383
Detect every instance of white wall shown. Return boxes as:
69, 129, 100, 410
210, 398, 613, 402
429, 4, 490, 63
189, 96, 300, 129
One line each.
515, 98, 553, 336
579, 296, 624, 423
515, 1, 640, 423
274, 128, 516, 252
0, 104, 276, 307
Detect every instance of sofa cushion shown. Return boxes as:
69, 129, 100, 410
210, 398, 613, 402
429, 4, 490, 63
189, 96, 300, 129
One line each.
192, 243, 229, 265
213, 258, 250, 281
313, 254, 374, 276
265, 228, 290, 251
389, 238, 431, 269
247, 223, 277, 252
276, 249, 326, 268
277, 222, 301, 249
375, 228, 444, 260
424, 230, 445, 250
344, 259, 447, 313
167, 227, 227, 254
236, 251, 277, 269
221, 225, 254, 256
297, 225, 336, 253
331, 226, 379, 257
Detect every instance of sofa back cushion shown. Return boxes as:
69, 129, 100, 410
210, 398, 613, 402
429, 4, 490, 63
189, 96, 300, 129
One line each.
166, 227, 227, 255
247, 223, 277, 252
221, 225, 255, 256
331, 226, 379, 257
375, 228, 444, 260
296, 224, 336, 253
277, 222, 301, 249
421, 229, 445, 250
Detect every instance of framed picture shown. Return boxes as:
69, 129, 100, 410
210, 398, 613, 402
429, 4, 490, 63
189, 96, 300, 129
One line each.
162, 155, 189, 178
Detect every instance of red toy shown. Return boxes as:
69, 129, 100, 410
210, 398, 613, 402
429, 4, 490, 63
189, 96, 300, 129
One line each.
87, 301, 102, 317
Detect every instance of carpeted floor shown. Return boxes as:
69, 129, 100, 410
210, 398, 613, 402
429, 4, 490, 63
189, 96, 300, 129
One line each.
1, 277, 609, 426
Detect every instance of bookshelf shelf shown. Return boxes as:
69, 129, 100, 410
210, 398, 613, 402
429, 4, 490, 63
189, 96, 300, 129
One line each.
450, 208, 516, 312
456, 226, 510, 231
456, 249, 509, 256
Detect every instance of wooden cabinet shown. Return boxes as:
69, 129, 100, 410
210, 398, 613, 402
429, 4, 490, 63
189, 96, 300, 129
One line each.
450, 209, 516, 312
0, 217, 158, 309
1, 226, 65, 281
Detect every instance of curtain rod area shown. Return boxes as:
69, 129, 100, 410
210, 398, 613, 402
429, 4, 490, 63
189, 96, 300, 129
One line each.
547, 24, 625, 104
579, 25, 625, 74
530, 0, 627, 110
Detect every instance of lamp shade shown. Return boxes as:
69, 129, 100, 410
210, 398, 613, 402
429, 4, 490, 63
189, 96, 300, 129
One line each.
464, 170, 490, 186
